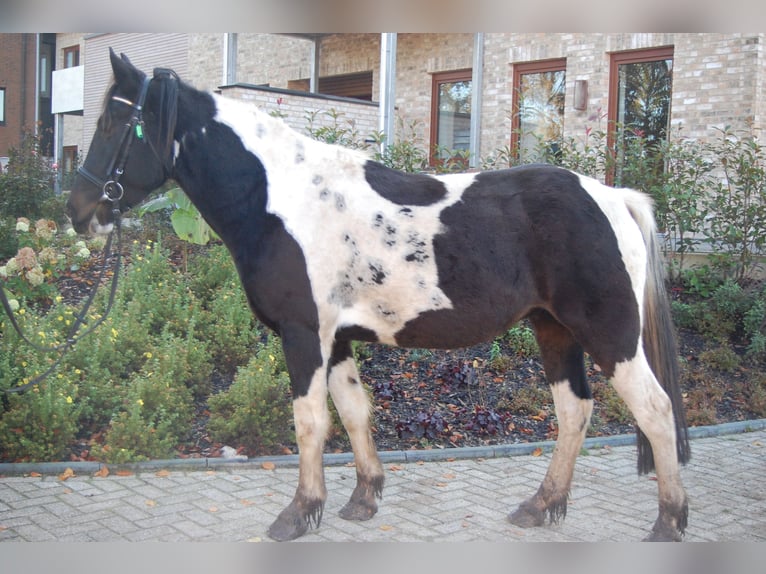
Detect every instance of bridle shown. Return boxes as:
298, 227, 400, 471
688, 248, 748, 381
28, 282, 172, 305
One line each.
77, 75, 153, 204
0, 76, 155, 396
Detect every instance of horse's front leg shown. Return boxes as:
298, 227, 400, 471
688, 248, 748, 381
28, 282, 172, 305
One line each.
327, 340, 384, 521
267, 325, 331, 542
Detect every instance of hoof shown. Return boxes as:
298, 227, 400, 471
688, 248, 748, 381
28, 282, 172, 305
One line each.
338, 476, 383, 522
268, 513, 309, 542
643, 529, 683, 542
339, 499, 377, 521
643, 499, 687, 541
508, 502, 545, 528
267, 498, 323, 541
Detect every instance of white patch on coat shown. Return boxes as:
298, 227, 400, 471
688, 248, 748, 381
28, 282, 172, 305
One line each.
213, 95, 478, 344
576, 174, 648, 330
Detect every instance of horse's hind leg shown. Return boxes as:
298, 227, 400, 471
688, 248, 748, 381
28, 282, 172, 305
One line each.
509, 311, 593, 527
327, 341, 384, 521
610, 354, 688, 541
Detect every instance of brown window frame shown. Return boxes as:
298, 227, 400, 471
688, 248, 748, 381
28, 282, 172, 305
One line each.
510, 58, 567, 161
607, 46, 674, 184
430, 68, 473, 168
63, 45, 80, 68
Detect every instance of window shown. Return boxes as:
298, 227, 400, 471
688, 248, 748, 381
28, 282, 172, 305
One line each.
39, 44, 52, 98
511, 59, 566, 163
288, 71, 373, 100
61, 146, 79, 188
0, 87, 5, 125
430, 69, 472, 167
608, 47, 673, 186
63, 46, 80, 68
62, 146, 78, 173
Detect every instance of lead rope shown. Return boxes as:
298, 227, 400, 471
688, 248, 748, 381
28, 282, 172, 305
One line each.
1, 206, 123, 395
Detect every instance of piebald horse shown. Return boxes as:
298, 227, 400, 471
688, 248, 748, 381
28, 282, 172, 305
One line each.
66, 50, 690, 541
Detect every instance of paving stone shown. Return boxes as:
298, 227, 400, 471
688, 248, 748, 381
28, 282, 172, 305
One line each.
0, 428, 764, 542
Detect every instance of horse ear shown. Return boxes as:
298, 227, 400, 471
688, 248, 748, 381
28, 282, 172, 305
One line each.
109, 47, 140, 88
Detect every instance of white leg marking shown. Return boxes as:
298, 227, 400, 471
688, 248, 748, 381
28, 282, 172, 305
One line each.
610, 354, 686, 505
292, 367, 331, 502
545, 381, 594, 496
327, 356, 382, 481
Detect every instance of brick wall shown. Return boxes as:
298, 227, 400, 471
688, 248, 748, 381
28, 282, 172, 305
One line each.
218, 85, 379, 143
217, 33, 765, 163
0, 33, 38, 158
60, 33, 766, 173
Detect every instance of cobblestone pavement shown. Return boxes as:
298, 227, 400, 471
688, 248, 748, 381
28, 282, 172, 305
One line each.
1, 428, 764, 542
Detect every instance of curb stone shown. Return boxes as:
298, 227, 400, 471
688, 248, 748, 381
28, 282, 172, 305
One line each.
0, 418, 763, 477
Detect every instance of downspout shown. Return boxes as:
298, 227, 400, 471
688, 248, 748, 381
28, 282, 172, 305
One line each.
309, 37, 320, 93
222, 33, 237, 85
379, 33, 397, 152
20, 34, 28, 139
469, 33, 484, 169
34, 33, 40, 136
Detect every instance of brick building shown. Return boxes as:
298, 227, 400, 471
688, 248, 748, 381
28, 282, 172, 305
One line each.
7, 33, 766, 183
0, 33, 57, 169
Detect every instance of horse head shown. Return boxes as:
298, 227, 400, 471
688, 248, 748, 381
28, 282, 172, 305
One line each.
66, 48, 178, 234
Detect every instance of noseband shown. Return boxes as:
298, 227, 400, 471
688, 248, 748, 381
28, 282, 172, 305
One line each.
77, 75, 153, 206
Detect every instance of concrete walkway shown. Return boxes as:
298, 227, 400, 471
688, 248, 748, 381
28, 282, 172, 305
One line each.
1, 424, 764, 542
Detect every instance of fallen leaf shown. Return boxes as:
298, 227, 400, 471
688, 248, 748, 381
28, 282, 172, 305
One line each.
29, 472, 41, 478
261, 461, 276, 471
436, 482, 449, 488
93, 466, 109, 478
240, 499, 255, 507
442, 473, 456, 479
155, 469, 171, 478
145, 500, 157, 507
531, 447, 543, 457
209, 506, 218, 513
115, 470, 133, 477
58, 468, 75, 481
389, 464, 404, 471
62, 488, 72, 495
379, 524, 393, 531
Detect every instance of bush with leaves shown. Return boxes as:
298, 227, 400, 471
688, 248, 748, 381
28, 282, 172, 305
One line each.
207, 334, 294, 455
702, 126, 766, 282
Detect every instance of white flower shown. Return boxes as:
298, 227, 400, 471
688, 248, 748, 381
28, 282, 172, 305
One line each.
0, 265, 6, 278
65, 227, 77, 238
76, 247, 91, 259
15, 219, 29, 232
26, 266, 45, 287
7, 299, 19, 312
5, 258, 19, 274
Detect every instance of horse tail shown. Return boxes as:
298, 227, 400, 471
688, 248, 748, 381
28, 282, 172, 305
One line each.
622, 190, 691, 474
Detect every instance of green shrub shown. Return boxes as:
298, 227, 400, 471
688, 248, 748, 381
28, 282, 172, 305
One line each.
505, 323, 539, 358
506, 383, 551, 416
0, 130, 59, 223
207, 334, 294, 455
92, 368, 195, 464
699, 346, 741, 372
0, 377, 81, 462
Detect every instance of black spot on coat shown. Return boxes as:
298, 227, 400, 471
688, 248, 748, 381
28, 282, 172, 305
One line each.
364, 161, 447, 206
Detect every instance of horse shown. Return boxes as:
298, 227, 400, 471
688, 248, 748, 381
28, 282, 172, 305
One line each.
66, 49, 690, 541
